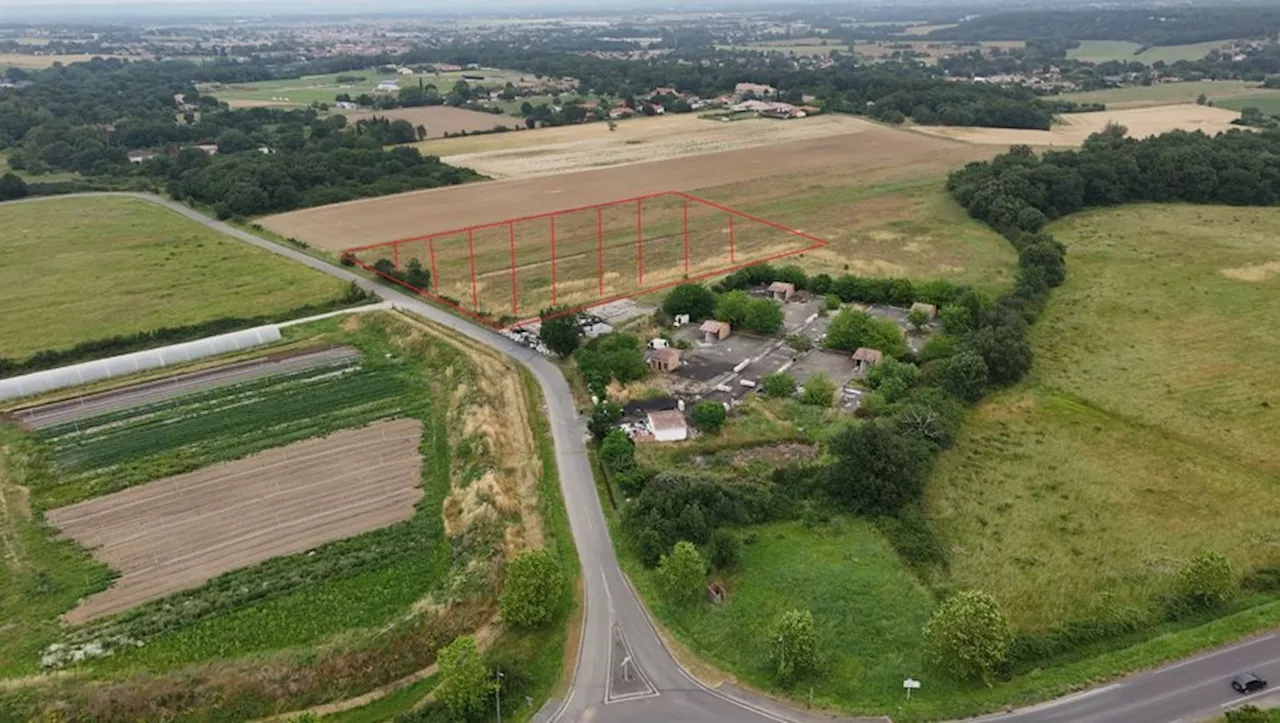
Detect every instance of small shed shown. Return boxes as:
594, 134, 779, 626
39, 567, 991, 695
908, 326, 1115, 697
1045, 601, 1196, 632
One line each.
910, 302, 938, 320
647, 410, 688, 443
768, 281, 796, 302
852, 347, 884, 376
699, 320, 731, 343
648, 348, 682, 373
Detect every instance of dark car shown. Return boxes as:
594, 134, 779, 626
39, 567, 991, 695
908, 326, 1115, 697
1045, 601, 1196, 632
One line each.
1231, 672, 1268, 694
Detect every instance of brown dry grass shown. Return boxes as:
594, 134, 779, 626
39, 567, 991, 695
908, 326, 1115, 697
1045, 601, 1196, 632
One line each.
385, 313, 543, 557
1220, 260, 1280, 282
48, 420, 424, 623
910, 104, 1242, 147
431, 114, 879, 179
347, 106, 518, 139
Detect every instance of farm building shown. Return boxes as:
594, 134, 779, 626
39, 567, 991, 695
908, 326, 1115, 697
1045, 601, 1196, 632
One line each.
648, 348, 682, 373
699, 320, 732, 342
910, 302, 938, 319
647, 410, 689, 443
376, 80, 400, 92
735, 82, 777, 97
768, 281, 796, 301
852, 347, 884, 376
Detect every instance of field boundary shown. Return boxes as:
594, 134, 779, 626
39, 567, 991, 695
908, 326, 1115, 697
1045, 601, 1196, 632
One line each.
342, 190, 829, 328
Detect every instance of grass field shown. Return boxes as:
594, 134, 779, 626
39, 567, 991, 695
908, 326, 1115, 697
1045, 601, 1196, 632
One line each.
913, 104, 1242, 146
1217, 92, 1280, 115
203, 67, 539, 108
929, 204, 1280, 630
0, 52, 131, 68
630, 519, 937, 714
0, 196, 349, 361
1053, 80, 1268, 109
1067, 39, 1237, 64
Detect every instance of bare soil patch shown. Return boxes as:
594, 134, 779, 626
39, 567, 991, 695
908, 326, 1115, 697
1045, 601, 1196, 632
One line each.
48, 419, 424, 623
346, 106, 518, 139
434, 114, 877, 179
1221, 260, 1280, 282
910, 104, 1242, 147
259, 120, 982, 252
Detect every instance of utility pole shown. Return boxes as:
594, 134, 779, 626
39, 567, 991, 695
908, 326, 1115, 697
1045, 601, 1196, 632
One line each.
495, 669, 504, 723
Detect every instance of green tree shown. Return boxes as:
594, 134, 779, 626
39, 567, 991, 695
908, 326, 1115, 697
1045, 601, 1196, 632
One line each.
866, 358, 919, 403
659, 541, 707, 606
714, 289, 751, 326
770, 608, 818, 684
588, 399, 623, 441
761, 372, 797, 399
600, 428, 636, 472
939, 304, 974, 335
823, 308, 905, 356
691, 401, 727, 434
824, 293, 842, 311
403, 258, 430, 290
539, 311, 581, 357
708, 528, 741, 570
662, 283, 718, 321
935, 349, 990, 403
923, 590, 1013, 682
0, 172, 29, 201
825, 420, 930, 514
800, 373, 836, 407
500, 548, 564, 629
1178, 551, 1238, 610
907, 308, 930, 332
437, 635, 494, 720
744, 298, 785, 334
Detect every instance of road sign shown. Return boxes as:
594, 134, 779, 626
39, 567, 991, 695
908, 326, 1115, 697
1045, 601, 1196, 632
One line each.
904, 678, 921, 700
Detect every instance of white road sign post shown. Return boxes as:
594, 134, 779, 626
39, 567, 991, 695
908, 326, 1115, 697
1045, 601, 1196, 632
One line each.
903, 678, 921, 700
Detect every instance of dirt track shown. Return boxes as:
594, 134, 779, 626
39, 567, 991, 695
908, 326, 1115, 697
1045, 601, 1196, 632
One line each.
258, 120, 972, 252
48, 419, 423, 623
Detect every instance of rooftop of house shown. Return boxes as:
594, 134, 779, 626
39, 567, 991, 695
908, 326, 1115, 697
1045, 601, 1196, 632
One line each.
648, 410, 688, 432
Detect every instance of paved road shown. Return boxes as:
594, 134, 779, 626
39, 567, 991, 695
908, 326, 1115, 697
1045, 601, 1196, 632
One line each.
23, 193, 1279, 723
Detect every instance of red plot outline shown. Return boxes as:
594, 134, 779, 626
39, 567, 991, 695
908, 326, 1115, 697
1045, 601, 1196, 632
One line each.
342, 190, 829, 330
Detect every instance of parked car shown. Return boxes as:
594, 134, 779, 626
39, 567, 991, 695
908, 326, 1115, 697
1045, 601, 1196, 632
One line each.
1231, 672, 1268, 694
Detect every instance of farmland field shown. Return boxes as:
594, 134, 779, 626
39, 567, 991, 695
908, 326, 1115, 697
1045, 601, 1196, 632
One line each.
0, 310, 568, 721
929, 204, 1280, 630
1053, 80, 1268, 109
912, 104, 1242, 146
49, 419, 424, 623
202, 67, 542, 108
1066, 39, 1237, 64
1216, 92, 1280, 115
0, 196, 351, 361
344, 106, 518, 138
0, 52, 132, 68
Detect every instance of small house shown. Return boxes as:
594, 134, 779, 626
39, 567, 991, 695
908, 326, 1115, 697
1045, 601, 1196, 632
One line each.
127, 150, 158, 164
648, 348, 681, 373
647, 410, 688, 443
910, 302, 938, 320
852, 347, 884, 376
768, 281, 796, 302
699, 320, 731, 343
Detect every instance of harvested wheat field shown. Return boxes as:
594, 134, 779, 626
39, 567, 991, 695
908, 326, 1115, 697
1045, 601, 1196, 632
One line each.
429, 113, 879, 179
347, 106, 518, 139
48, 419, 423, 623
259, 120, 986, 252
911, 104, 1243, 146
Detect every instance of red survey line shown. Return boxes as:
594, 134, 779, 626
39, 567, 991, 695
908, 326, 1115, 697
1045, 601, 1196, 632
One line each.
550, 215, 558, 307
467, 228, 478, 311
597, 207, 604, 298
509, 222, 518, 316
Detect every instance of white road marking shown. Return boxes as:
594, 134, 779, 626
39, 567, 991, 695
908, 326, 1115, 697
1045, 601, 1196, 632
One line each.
1221, 686, 1278, 708
1158, 633, 1277, 673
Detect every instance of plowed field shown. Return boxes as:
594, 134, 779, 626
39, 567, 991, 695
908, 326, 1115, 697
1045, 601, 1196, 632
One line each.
49, 419, 423, 623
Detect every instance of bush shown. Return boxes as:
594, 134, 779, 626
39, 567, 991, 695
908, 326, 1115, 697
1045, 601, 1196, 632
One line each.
923, 590, 1013, 682
575, 333, 648, 386
786, 333, 813, 352
934, 349, 990, 403
866, 358, 919, 404
1178, 551, 1238, 611
600, 429, 636, 472
761, 372, 797, 399
436, 636, 494, 720
691, 401, 727, 434
663, 283, 717, 321
587, 400, 622, 441
500, 549, 564, 629
659, 541, 707, 606
825, 421, 931, 515
770, 608, 819, 684
623, 472, 780, 565
708, 528, 741, 571
800, 373, 836, 407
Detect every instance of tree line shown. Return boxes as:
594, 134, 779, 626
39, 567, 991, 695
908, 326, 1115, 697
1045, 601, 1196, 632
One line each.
932, 7, 1280, 46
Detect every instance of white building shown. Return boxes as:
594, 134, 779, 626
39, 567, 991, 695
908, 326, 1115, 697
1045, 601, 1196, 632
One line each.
375, 80, 400, 92
647, 410, 688, 443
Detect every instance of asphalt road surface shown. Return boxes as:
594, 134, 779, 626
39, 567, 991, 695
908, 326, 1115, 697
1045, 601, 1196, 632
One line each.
21, 193, 1279, 723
